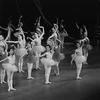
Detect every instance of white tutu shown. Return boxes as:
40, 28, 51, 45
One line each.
41, 58, 56, 66
74, 55, 86, 64
16, 48, 27, 57
34, 45, 45, 53
2, 63, 18, 72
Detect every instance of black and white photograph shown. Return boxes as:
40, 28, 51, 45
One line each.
0, 0, 100, 100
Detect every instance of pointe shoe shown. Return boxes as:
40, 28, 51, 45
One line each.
21, 70, 25, 73
27, 77, 34, 80
76, 77, 82, 80
56, 73, 60, 76
45, 81, 52, 84
36, 68, 41, 70
3, 81, 6, 84
1, 81, 6, 84
1, 82, 3, 84
11, 87, 16, 91
8, 88, 11, 91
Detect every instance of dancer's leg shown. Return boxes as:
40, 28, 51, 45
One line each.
44, 65, 52, 84
10, 72, 16, 90
76, 63, 82, 79
27, 63, 34, 79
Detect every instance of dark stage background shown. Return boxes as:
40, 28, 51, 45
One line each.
0, 0, 100, 43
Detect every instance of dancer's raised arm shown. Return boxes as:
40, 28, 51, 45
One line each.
6, 40, 19, 44
40, 26, 45, 38
76, 22, 79, 29
27, 37, 34, 41
83, 25, 87, 35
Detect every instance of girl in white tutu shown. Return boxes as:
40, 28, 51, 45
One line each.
40, 45, 57, 84
0, 30, 11, 84
71, 42, 86, 80
27, 26, 45, 70
0, 46, 18, 91
7, 21, 27, 73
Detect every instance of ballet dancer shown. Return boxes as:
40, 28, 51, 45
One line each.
20, 42, 37, 79
7, 21, 27, 73
40, 45, 57, 84
71, 42, 86, 79
27, 26, 45, 70
0, 46, 18, 91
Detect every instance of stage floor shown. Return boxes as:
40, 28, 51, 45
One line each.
0, 45, 100, 100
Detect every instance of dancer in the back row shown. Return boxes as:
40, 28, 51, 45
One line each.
27, 25, 45, 70
71, 42, 86, 80
80, 25, 92, 64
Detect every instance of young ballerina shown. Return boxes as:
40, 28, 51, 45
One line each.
40, 45, 57, 84
52, 43, 65, 76
81, 25, 92, 64
27, 26, 45, 70
71, 42, 86, 79
0, 46, 18, 91
7, 22, 27, 73
59, 22, 68, 50
47, 24, 59, 46
20, 42, 37, 79
0, 46, 7, 84
0, 31, 11, 84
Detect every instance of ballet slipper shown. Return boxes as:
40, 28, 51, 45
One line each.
3, 81, 6, 83
56, 73, 60, 76
27, 77, 34, 80
45, 81, 52, 84
8, 88, 11, 91
10, 87, 16, 91
76, 77, 82, 80
21, 70, 25, 73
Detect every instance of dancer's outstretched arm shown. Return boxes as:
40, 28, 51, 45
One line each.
27, 37, 34, 41
0, 26, 8, 31
0, 57, 8, 63
6, 41, 19, 43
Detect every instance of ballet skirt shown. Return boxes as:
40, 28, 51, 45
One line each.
53, 47, 65, 62
71, 48, 86, 64
0, 52, 7, 69
14, 31, 22, 37
41, 52, 56, 66
15, 48, 27, 58
41, 58, 56, 66
2, 55, 18, 72
25, 49, 37, 63
83, 44, 92, 51
34, 45, 45, 53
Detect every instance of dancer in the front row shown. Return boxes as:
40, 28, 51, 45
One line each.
71, 42, 86, 80
40, 45, 57, 84
0, 46, 18, 91
0, 25, 12, 84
